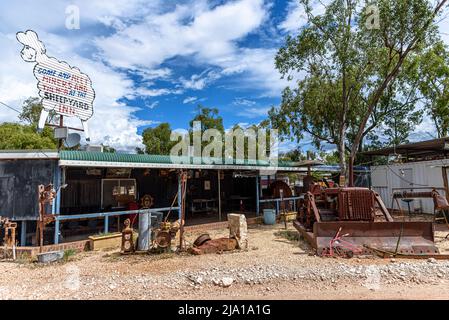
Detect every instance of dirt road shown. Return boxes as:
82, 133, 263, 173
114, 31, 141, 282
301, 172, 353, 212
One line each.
1, 224, 449, 300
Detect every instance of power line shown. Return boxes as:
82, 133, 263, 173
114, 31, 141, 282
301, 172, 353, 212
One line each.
0, 101, 21, 114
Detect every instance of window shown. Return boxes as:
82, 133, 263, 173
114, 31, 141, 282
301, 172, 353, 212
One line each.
101, 179, 137, 209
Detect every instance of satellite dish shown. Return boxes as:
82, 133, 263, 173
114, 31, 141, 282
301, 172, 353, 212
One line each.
64, 133, 81, 148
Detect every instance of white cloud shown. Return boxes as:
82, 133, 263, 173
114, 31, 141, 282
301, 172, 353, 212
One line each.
0, 31, 149, 151
134, 68, 172, 82
237, 106, 271, 118
91, 0, 289, 95
279, 0, 326, 34
0, 0, 293, 151
233, 98, 256, 106
132, 88, 171, 97
179, 69, 221, 90
217, 48, 289, 96
94, 0, 267, 69
147, 101, 159, 109
183, 96, 198, 104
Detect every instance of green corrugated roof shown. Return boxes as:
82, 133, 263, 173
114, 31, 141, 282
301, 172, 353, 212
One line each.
59, 150, 297, 167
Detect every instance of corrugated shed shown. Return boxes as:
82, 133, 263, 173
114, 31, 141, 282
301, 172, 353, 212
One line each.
371, 159, 449, 214
60, 150, 301, 168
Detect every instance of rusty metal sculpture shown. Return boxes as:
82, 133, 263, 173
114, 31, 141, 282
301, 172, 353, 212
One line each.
37, 184, 56, 252
0, 217, 17, 260
121, 219, 134, 254
152, 220, 183, 252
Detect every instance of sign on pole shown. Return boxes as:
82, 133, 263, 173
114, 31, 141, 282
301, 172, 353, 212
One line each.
17, 30, 95, 141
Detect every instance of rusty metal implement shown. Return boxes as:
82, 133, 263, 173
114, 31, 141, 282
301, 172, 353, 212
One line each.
295, 186, 442, 258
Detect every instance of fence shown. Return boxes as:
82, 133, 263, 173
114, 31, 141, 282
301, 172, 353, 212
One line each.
259, 196, 302, 215
53, 207, 178, 244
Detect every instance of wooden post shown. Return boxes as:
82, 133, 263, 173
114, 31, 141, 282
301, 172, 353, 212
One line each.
348, 156, 354, 187
58, 115, 64, 150
179, 171, 187, 251
177, 172, 182, 220
442, 167, 449, 201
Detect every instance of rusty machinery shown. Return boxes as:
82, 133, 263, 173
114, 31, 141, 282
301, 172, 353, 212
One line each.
121, 218, 135, 254
266, 180, 294, 228
392, 189, 449, 221
0, 217, 18, 259
294, 185, 445, 258
37, 184, 56, 252
148, 178, 186, 253
151, 220, 183, 252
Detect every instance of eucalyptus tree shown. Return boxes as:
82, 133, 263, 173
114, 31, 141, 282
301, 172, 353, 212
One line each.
271, 0, 448, 180
418, 41, 449, 137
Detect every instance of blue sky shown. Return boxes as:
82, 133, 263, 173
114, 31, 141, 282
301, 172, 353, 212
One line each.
0, 0, 301, 151
1, 0, 448, 152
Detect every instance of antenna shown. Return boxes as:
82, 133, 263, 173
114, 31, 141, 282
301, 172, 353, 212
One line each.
64, 133, 81, 148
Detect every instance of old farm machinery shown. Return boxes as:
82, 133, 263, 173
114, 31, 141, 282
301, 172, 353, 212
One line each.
294, 186, 446, 258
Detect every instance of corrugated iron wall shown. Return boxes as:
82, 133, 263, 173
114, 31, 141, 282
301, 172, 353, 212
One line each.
0, 159, 57, 220
371, 159, 449, 214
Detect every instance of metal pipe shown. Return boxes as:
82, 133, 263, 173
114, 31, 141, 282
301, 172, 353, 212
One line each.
256, 173, 260, 216
54, 219, 60, 244
137, 210, 150, 251
217, 170, 222, 221
21, 221, 27, 246
177, 173, 182, 220
259, 196, 302, 203
54, 208, 177, 221
104, 216, 109, 234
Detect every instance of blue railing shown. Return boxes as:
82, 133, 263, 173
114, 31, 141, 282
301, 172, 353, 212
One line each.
53, 207, 178, 244
259, 196, 302, 215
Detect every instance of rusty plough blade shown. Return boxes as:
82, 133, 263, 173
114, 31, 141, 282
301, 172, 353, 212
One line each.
294, 220, 445, 258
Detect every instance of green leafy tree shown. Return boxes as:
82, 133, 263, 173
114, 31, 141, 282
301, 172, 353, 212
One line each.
142, 123, 176, 155
19, 97, 57, 127
0, 123, 57, 150
102, 145, 116, 153
271, 0, 448, 177
189, 105, 225, 158
0, 97, 57, 150
280, 149, 306, 162
418, 41, 449, 137
189, 105, 224, 133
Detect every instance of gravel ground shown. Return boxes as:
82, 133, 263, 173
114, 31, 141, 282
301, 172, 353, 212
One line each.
1, 223, 449, 300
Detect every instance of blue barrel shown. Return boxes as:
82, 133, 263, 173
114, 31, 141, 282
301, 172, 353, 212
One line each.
263, 209, 276, 225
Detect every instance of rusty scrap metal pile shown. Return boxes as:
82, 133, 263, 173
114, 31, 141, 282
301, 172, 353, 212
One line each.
294, 185, 448, 259
37, 184, 56, 252
0, 217, 18, 260
189, 214, 248, 255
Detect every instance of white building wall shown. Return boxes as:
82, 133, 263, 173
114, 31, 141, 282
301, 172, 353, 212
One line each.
371, 159, 449, 214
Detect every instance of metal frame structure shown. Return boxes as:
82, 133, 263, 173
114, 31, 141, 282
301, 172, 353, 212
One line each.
52, 207, 176, 244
